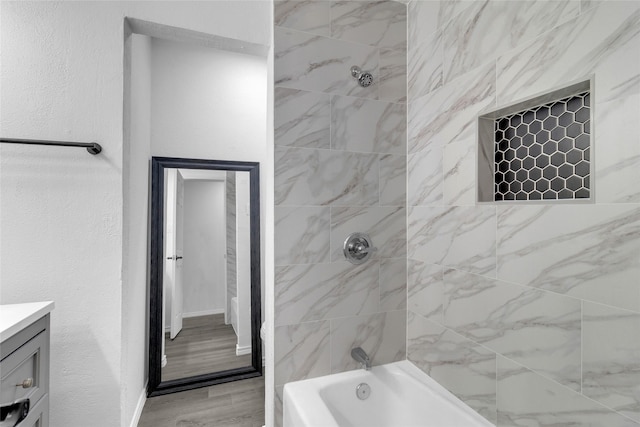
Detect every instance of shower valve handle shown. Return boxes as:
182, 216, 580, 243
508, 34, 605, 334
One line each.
353, 242, 377, 255
343, 232, 376, 264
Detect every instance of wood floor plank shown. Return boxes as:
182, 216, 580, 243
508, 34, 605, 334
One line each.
162, 314, 252, 381
139, 365, 264, 427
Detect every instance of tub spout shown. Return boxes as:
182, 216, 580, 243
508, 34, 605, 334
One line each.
351, 347, 371, 371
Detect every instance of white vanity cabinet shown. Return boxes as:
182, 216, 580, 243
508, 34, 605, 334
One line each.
1, 302, 54, 427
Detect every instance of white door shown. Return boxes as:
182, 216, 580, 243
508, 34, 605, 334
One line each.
170, 171, 185, 339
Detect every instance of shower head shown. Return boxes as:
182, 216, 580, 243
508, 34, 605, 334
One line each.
350, 65, 374, 88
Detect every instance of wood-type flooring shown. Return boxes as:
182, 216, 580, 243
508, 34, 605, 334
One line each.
138, 375, 264, 427
140, 314, 263, 426
162, 314, 251, 381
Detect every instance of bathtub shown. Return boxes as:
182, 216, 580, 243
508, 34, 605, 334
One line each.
283, 360, 493, 427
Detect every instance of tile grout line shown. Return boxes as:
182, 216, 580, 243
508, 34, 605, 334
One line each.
495, 351, 499, 424
436, 264, 640, 316
433, 308, 640, 424
580, 299, 584, 396
497, 344, 640, 425
405, 0, 410, 363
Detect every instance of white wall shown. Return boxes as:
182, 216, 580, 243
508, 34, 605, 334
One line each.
0, 2, 271, 426
163, 169, 177, 332
150, 37, 268, 164
182, 180, 226, 316
235, 173, 252, 353
124, 32, 152, 425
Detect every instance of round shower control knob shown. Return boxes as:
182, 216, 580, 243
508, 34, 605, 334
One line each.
343, 232, 376, 265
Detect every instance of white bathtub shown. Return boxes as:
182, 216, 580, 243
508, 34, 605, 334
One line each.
283, 360, 493, 427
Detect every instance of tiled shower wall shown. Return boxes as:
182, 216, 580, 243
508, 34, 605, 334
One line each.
407, 0, 640, 425
273, 1, 407, 424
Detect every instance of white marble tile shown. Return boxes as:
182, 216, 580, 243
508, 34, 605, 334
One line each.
408, 259, 443, 323
497, 204, 640, 312
443, 136, 476, 206
275, 386, 284, 427
408, 61, 495, 155
581, 0, 600, 11
408, 312, 497, 424
330, 0, 406, 48
275, 87, 330, 149
408, 145, 443, 206
275, 26, 379, 99
275, 206, 330, 266
275, 146, 379, 206
379, 46, 407, 103
408, 0, 474, 51
379, 154, 406, 207
583, 302, 640, 423
496, 2, 640, 106
497, 356, 639, 426
330, 206, 406, 262
408, 29, 443, 101
408, 205, 497, 276
594, 92, 640, 203
275, 261, 380, 326
408, 0, 440, 52
331, 96, 406, 154
380, 258, 407, 311
274, 0, 331, 36
226, 174, 237, 302
330, 310, 406, 373
443, 268, 581, 390
275, 320, 331, 385
443, 0, 580, 84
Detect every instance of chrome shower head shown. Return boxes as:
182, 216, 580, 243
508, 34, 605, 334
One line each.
350, 66, 374, 88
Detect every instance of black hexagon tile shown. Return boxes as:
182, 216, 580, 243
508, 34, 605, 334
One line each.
494, 92, 590, 201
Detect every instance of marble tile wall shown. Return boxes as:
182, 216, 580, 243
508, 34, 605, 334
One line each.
407, 0, 640, 425
273, 1, 407, 424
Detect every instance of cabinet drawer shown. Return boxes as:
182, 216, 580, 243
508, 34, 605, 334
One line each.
0, 330, 48, 407
10, 393, 48, 427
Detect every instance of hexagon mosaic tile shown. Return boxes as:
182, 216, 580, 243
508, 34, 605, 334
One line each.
494, 92, 590, 201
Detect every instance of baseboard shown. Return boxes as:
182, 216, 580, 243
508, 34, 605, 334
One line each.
183, 308, 225, 318
130, 383, 147, 427
236, 343, 252, 356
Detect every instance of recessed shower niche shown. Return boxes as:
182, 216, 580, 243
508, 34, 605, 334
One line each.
478, 80, 592, 202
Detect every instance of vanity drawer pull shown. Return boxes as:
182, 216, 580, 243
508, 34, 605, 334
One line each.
16, 378, 34, 388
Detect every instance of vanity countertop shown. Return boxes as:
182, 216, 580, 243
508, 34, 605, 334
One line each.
0, 301, 55, 342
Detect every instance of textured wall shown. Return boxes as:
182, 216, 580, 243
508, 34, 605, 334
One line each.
406, 0, 640, 425
273, 0, 407, 424
124, 33, 152, 426
0, 2, 271, 426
